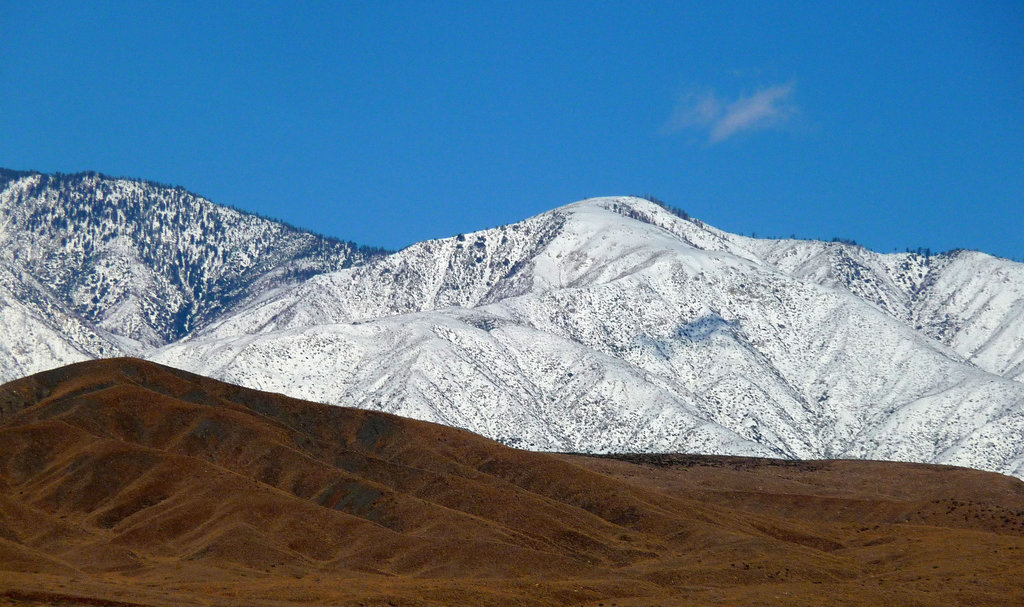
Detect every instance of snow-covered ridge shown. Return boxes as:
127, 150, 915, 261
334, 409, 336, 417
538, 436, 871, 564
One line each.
4, 173, 1024, 479
196, 195, 1024, 385
0, 170, 386, 372
156, 196, 1024, 479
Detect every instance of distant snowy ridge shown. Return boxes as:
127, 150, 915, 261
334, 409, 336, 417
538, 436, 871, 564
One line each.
0, 169, 387, 378
3, 169, 1024, 479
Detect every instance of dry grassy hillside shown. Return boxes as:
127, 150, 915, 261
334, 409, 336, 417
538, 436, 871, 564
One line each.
1, 359, 1022, 606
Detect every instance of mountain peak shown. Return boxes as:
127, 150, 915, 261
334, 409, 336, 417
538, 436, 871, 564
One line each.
151, 189, 1024, 479
550, 195, 704, 232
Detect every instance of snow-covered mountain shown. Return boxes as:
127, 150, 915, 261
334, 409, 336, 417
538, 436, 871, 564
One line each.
0, 169, 387, 378
4, 169, 1024, 478
152, 196, 1024, 478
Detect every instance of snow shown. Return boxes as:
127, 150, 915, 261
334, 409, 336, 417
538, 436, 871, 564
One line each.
0, 171, 381, 360
152, 196, 1024, 479
5, 175, 1024, 480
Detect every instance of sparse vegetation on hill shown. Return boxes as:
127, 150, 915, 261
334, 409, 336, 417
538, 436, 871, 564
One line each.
1, 358, 1022, 606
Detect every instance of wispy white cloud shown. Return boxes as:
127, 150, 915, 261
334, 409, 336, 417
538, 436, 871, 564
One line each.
663, 83, 797, 143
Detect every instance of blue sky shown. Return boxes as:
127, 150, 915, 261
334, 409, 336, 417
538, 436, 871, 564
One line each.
2, 1, 1022, 258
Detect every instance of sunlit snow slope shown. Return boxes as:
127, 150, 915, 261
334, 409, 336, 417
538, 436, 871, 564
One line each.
0, 169, 386, 379
150, 196, 1024, 479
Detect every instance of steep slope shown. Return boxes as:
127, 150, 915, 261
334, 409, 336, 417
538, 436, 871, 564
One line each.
0, 169, 386, 376
154, 197, 1024, 478
745, 238, 1024, 381
2, 359, 1022, 606
0, 286, 96, 380
0, 259, 129, 379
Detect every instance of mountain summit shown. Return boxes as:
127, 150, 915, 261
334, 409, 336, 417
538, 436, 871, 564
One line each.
151, 195, 1024, 478
3, 171, 1024, 478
